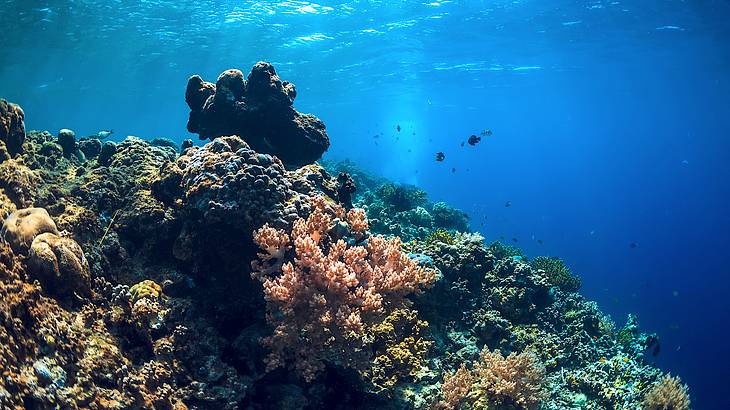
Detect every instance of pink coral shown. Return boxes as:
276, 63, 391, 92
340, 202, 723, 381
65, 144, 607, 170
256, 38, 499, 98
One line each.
252, 196, 435, 381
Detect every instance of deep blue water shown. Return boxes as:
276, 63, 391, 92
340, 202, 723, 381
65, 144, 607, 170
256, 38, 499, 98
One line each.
2, 0, 729, 407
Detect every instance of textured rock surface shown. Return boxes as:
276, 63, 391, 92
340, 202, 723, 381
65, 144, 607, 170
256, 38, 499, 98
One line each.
28, 232, 91, 299
0, 98, 25, 157
2, 207, 59, 252
185, 62, 330, 166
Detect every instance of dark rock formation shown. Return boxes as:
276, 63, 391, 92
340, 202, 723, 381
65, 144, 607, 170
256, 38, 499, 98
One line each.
185, 62, 330, 167
0, 99, 25, 157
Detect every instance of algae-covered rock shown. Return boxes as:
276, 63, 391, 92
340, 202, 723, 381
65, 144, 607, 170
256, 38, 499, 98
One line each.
2, 207, 59, 252
28, 232, 91, 298
0, 99, 25, 157
78, 138, 102, 158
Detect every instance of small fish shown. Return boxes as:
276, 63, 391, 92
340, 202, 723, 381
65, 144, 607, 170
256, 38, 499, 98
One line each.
373, 134, 379, 138
451, 167, 456, 173
512, 238, 518, 242
481, 129, 493, 137
505, 201, 511, 207
629, 242, 638, 248
436, 152, 445, 161
537, 239, 543, 245
468, 134, 481, 145
461, 142, 465, 147
407, 149, 412, 153
96, 130, 113, 139
480, 222, 484, 227
396, 124, 401, 132
672, 290, 679, 297
652, 343, 661, 357
681, 159, 689, 165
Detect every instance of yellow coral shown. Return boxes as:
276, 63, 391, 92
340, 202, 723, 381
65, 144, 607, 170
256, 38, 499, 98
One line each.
642, 374, 690, 410
129, 280, 162, 304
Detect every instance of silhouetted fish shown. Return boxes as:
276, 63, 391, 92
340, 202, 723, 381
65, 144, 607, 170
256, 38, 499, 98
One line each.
630, 242, 638, 248
436, 152, 445, 161
468, 134, 481, 145
537, 239, 543, 245
397, 124, 401, 132
512, 238, 518, 242
96, 130, 113, 139
451, 167, 455, 173
461, 142, 465, 147
505, 201, 511, 207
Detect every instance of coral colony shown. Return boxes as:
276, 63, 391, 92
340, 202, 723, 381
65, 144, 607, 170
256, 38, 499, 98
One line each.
0, 63, 689, 409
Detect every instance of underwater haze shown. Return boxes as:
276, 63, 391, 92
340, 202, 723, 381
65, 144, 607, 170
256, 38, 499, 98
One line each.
1, 0, 729, 409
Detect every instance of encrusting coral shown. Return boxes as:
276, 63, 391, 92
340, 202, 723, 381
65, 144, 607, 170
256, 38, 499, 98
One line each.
251, 196, 435, 382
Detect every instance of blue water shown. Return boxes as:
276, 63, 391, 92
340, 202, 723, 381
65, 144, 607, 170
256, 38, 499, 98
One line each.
2, 0, 729, 407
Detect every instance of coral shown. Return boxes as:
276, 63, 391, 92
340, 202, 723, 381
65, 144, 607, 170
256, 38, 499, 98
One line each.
28, 232, 92, 299
486, 240, 525, 260
377, 182, 428, 212
186, 62, 330, 166
439, 348, 547, 410
426, 228, 455, 246
78, 137, 102, 158
369, 308, 432, 391
129, 279, 163, 303
0, 159, 39, 212
530, 256, 582, 292
0, 98, 25, 157
251, 196, 435, 382
642, 374, 691, 410
57, 128, 78, 158
2, 207, 59, 252
431, 202, 469, 232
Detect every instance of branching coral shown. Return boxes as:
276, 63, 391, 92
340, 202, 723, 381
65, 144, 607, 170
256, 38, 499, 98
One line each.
252, 196, 435, 382
439, 348, 547, 410
530, 256, 581, 292
642, 374, 690, 410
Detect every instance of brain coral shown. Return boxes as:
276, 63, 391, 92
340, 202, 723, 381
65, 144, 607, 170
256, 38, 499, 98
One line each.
2, 208, 59, 252
28, 232, 91, 299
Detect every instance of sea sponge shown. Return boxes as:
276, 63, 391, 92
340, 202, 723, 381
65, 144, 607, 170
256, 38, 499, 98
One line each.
27, 232, 91, 298
1, 207, 59, 252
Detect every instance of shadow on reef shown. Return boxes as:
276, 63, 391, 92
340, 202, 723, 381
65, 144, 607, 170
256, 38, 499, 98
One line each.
0, 67, 690, 410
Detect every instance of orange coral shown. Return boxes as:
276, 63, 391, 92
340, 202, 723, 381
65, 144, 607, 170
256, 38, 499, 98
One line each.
438, 348, 547, 410
252, 196, 435, 381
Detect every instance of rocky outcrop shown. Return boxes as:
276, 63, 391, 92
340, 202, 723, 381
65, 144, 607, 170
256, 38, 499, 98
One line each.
0, 99, 25, 158
185, 62, 330, 167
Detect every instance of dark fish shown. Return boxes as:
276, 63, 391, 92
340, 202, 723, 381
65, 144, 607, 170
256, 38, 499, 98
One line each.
468, 134, 481, 145
505, 201, 511, 207
512, 238, 518, 242
499, 236, 505, 240
451, 167, 456, 173
480, 222, 484, 227
373, 134, 379, 138
408, 149, 412, 153
461, 142, 465, 147
481, 129, 493, 137
630, 242, 638, 248
397, 124, 401, 132
436, 152, 445, 161
537, 239, 543, 245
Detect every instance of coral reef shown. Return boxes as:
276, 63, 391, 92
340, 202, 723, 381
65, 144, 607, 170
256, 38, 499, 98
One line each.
186, 62, 330, 167
0, 98, 688, 409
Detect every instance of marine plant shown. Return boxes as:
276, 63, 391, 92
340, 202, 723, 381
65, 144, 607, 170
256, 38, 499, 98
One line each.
377, 182, 429, 212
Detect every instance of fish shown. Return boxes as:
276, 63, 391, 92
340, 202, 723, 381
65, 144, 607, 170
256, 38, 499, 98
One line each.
373, 134, 379, 138
468, 134, 481, 145
396, 124, 401, 132
505, 201, 511, 207
481, 129, 493, 137
629, 242, 638, 248
461, 142, 465, 147
537, 239, 543, 245
96, 130, 113, 139
436, 152, 445, 161
451, 167, 456, 173
512, 238, 518, 242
